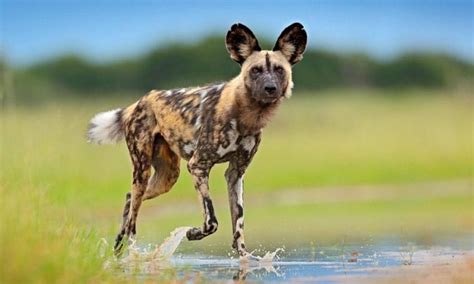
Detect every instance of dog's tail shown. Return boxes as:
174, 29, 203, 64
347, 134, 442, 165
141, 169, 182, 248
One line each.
87, 102, 137, 145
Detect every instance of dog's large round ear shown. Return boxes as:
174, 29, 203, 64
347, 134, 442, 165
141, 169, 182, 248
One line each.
273, 23, 307, 65
226, 23, 261, 65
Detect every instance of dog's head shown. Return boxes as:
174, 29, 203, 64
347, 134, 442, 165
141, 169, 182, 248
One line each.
226, 23, 307, 103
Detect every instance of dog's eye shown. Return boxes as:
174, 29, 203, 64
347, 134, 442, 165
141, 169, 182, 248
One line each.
274, 66, 284, 74
251, 66, 262, 75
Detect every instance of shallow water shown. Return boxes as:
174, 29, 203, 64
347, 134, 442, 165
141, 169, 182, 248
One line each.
168, 246, 471, 282
106, 229, 473, 282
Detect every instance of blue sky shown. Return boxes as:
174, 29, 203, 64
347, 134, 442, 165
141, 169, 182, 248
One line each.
1, 0, 473, 66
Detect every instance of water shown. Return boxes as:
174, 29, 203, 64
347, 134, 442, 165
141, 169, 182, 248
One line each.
166, 246, 471, 282
104, 228, 473, 282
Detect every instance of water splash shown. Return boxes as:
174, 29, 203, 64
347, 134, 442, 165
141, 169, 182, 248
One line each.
241, 248, 284, 263
126, 226, 191, 260
103, 226, 192, 274
149, 226, 192, 259
103, 226, 284, 276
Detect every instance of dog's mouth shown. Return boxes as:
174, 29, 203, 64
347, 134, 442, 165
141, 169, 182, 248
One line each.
259, 94, 282, 104
255, 96, 282, 108
246, 86, 284, 107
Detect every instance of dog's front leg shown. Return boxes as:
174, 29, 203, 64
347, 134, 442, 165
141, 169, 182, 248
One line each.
186, 158, 218, 240
225, 134, 261, 257
225, 161, 248, 257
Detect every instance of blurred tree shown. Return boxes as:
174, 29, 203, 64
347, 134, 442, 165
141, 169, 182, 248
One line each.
11, 37, 473, 101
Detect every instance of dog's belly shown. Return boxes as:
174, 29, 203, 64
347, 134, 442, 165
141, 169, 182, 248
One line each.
159, 128, 198, 161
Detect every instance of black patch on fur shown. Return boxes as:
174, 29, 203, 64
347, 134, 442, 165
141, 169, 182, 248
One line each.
190, 114, 198, 127
237, 204, 243, 219
203, 197, 218, 228
265, 53, 271, 71
234, 231, 241, 241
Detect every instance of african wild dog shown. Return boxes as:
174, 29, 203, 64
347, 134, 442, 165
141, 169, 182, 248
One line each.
87, 23, 307, 257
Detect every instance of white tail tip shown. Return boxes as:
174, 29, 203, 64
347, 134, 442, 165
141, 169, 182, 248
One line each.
87, 108, 124, 144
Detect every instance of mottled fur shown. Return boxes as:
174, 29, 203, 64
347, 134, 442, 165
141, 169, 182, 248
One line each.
87, 23, 307, 257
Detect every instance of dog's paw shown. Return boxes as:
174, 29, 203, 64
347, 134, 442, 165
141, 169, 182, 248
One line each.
186, 227, 205, 241
114, 233, 126, 256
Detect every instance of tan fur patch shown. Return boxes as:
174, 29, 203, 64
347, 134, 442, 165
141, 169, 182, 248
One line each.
140, 94, 198, 155
215, 80, 238, 118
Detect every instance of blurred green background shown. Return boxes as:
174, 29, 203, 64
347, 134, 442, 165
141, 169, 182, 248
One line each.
0, 1, 472, 282
3, 38, 473, 104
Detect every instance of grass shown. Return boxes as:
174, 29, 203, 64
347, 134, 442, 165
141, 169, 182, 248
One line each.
0, 185, 109, 283
2, 89, 471, 205
1, 88, 473, 282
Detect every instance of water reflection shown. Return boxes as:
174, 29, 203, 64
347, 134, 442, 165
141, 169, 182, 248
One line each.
232, 262, 281, 281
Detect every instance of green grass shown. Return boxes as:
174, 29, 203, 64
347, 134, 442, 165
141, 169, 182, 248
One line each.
1, 88, 473, 282
2, 89, 471, 205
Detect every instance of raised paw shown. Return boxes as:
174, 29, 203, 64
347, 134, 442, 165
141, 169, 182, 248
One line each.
186, 227, 207, 241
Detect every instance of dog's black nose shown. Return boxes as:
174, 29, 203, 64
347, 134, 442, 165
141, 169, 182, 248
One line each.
264, 85, 277, 94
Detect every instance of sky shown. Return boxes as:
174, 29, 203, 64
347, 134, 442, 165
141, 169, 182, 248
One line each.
1, 0, 473, 66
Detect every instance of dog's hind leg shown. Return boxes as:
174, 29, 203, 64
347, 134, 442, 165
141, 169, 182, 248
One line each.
116, 135, 179, 249
119, 192, 132, 236
142, 134, 180, 201
114, 103, 155, 253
